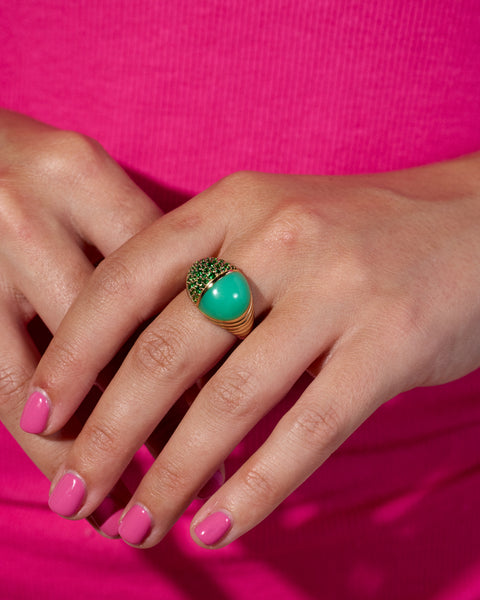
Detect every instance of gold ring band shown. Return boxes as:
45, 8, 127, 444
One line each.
186, 257, 254, 339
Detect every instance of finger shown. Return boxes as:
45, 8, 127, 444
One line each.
60, 149, 162, 256
44, 236, 289, 520
0, 302, 70, 478
144, 387, 196, 458
28, 197, 228, 433
190, 334, 400, 548
104, 300, 336, 547
4, 117, 162, 258
145, 387, 226, 500
10, 227, 99, 435
7, 228, 95, 335
14, 185, 161, 435
90, 387, 206, 534
45, 292, 235, 518
0, 302, 131, 536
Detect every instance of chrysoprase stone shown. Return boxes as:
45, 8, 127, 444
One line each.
199, 271, 251, 321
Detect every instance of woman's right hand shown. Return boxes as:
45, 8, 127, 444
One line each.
0, 109, 162, 534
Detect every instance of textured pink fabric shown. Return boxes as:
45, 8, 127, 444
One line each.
1, 2, 480, 599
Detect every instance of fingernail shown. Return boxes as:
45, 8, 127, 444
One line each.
198, 470, 224, 499
119, 504, 152, 545
194, 511, 232, 546
100, 509, 124, 538
48, 472, 86, 517
89, 496, 124, 538
20, 389, 50, 433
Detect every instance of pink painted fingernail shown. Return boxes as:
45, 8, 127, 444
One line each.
194, 511, 232, 545
119, 504, 152, 545
100, 509, 124, 538
198, 470, 224, 499
20, 390, 50, 433
48, 472, 86, 517
90, 496, 124, 538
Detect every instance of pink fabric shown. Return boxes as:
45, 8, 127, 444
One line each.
1, 1, 480, 598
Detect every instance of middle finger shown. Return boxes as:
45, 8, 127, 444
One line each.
49, 292, 235, 517
117, 296, 328, 547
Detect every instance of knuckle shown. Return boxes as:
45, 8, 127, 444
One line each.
80, 421, 120, 466
30, 129, 105, 183
48, 336, 81, 373
263, 200, 321, 254
210, 170, 264, 206
218, 170, 260, 192
40, 336, 88, 392
239, 464, 277, 505
157, 459, 190, 497
54, 130, 105, 176
0, 362, 31, 414
131, 326, 187, 380
92, 255, 135, 298
203, 170, 272, 223
290, 403, 344, 451
60, 129, 102, 156
205, 369, 256, 421
165, 205, 203, 234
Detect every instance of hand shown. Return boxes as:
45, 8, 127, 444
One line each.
0, 109, 162, 533
26, 153, 480, 548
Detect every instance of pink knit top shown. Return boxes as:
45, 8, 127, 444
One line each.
1, 2, 480, 598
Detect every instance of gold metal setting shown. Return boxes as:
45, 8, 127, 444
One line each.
202, 291, 254, 339
186, 258, 254, 339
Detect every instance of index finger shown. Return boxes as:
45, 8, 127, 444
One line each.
23, 196, 228, 434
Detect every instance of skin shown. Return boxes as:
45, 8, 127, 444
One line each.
21, 148, 480, 548
0, 109, 165, 526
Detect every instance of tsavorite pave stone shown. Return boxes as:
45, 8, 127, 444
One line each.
199, 271, 251, 321
186, 257, 234, 304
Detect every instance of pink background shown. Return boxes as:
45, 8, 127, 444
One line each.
1, 1, 480, 598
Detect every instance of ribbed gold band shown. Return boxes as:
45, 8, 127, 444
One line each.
202, 295, 254, 339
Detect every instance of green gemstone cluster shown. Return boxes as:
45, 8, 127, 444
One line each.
186, 257, 234, 304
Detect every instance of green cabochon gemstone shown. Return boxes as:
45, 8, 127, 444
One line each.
199, 271, 251, 321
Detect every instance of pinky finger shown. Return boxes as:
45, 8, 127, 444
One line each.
190, 336, 401, 548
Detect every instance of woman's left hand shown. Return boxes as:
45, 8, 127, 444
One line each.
23, 154, 480, 548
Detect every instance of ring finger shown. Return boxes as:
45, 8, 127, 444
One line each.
116, 295, 334, 547
45, 273, 335, 535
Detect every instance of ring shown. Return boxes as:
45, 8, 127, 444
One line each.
186, 257, 254, 338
